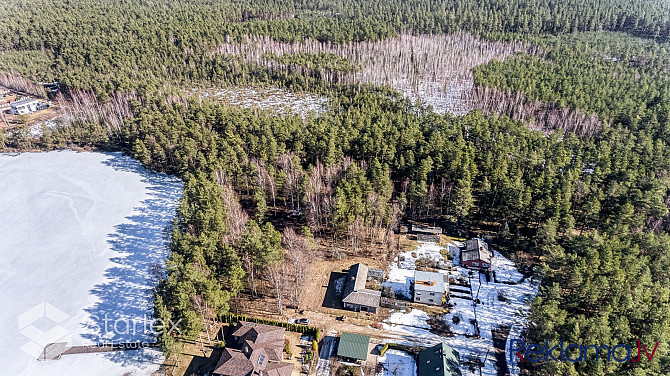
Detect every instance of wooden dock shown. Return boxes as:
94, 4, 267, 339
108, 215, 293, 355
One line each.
40, 341, 159, 361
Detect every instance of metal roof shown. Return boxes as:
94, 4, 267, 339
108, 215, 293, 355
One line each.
10, 98, 39, 107
342, 289, 381, 307
337, 332, 370, 361
462, 238, 492, 264
414, 271, 446, 294
342, 263, 368, 298
417, 342, 461, 376
411, 224, 443, 234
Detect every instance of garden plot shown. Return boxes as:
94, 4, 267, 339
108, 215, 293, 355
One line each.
380, 240, 539, 376
191, 86, 328, 118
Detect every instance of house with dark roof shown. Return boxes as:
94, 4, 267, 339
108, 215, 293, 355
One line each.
418, 342, 461, 376
411, 224, 442, 242
461, 238, 492, 271
213, 321, 293, 376
413, 270, 446, 306
336, 332, 370, 363
342, 263, 381, 313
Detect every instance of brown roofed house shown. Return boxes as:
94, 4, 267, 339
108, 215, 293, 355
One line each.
342, 263, 381, 313
461, 238, 492, 271
213, 321, 293, 376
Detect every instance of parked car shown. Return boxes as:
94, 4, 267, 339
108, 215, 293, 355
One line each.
295, 318, 310, 325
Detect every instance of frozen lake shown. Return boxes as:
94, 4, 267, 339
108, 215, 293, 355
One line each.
0, 151, 183, 375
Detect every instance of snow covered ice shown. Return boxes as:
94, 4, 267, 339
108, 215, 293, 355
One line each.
0, 151, 183, 376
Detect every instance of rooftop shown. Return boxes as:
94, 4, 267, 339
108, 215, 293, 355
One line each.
462, 238, 492, 264
414, 270, 446, 293
411, 224, 443, 234
418, 342, 461, 376
10, 98, 39, 107
337, 332, 370, 361
343, 263, 369, 298
342, 289, 381, 307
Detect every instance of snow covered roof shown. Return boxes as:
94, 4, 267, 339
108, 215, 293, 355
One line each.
414, 270, 446, 294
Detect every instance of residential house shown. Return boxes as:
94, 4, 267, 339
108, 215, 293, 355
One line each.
342, 263, 381, 313
213, 321, 293, 376
461, 238, 492, 271
413, 270, 446, 306
411, 224, 442, 242
10, 98, 39, 115
418, 342, 461, 376
336, 332, 370, 363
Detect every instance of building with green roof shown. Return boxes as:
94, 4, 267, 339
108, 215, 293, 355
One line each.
417, 342, 461, 376
336, 332, 370, 363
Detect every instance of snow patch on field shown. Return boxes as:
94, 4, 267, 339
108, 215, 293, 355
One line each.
492, 250, 525, 283
377, 349, 417, 376
386, 310, 431, 330
0, 151, 182, 376
191, 86, 328, 118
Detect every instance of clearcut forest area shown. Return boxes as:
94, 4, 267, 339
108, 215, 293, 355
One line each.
1, 1, 670, 376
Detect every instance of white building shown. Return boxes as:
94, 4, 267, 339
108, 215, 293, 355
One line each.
414, 270, 446, 305
10, 98, 40, 115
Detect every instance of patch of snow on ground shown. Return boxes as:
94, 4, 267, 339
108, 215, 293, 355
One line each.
378, 349, 417, 376
382, 241, 447, 299
492, 250, 525, 283
383, 267, 414, 299
335, 276, 345, 295
191, 86, 328, 118
0, 151, 183, 376
387, 309, 431, 330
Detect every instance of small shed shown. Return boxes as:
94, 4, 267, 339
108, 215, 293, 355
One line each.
411, 224, 442, 242
337, 332, 370, 363
367, 268, 385, 280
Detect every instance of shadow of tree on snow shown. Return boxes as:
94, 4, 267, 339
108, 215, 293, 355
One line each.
81, 152, 182, 367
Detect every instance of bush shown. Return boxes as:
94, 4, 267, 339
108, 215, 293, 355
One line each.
284, 341, 292, 358
380, 343, 390, 356
220, 313, 320, 338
